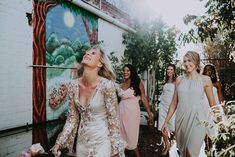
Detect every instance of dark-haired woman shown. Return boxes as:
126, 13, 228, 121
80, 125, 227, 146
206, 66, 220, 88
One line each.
117, 64, 154, 157
203, 64, 224, 105
202, 64, 225, 153
158, 64, 177, 155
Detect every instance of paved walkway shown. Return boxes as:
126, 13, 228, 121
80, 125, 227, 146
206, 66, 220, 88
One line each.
0, 123, 172, 157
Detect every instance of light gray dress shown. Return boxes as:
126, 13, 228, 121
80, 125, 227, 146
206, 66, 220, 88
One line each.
176, 75, 208, 157
158, 83, 175, 132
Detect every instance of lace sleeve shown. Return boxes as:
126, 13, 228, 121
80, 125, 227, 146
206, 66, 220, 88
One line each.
55, 82, 79, 153
115, 83, 123, 97
104, 80, 126, 156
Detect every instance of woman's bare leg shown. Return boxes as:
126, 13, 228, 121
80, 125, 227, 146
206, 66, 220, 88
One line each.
133, 147, 141, 157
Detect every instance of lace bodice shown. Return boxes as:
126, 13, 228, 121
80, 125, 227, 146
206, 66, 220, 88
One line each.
55, 77, 126, 156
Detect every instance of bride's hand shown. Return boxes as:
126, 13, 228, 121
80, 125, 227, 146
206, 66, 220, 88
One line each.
51, 144, 61, 157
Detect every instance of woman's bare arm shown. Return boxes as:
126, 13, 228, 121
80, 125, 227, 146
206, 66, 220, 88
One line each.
216, 81, 224, 103
204, 76, 217, 108
139, 81, 152, 118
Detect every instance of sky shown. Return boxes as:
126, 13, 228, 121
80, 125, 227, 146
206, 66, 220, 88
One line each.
125, 0, 207, 60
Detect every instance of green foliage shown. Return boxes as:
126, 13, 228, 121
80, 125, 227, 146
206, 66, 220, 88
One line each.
54, 55, 64, 65
45, 32, 90, 79
60, 38, 73, 46
122, 19, 178, 104
46, 33, 60, 53
64, 56, 77, 67
180, 0, 235, 49
46, 52, 54, 66
46, 32, 90, 66
211, 106, 235, 157
122, 19, 178, 78
52, 45, 74, 60
108, 52, 123, 83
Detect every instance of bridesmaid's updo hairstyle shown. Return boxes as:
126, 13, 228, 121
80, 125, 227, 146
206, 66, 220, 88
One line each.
123, 64, 141, 96
184, 51, 201, 73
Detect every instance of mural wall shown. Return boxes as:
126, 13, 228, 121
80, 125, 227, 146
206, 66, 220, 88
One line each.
33, 0, 98, 145
33, 0, 98, 124
45, 5, 98, 121
0, 0, 127, 151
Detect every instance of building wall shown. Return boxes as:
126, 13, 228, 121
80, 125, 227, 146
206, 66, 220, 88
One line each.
0, 0, 33, 130
0, 0, 129, 131
98, 19, 126, 58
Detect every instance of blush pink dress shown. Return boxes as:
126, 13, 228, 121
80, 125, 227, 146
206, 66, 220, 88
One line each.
118, 88, 140, 150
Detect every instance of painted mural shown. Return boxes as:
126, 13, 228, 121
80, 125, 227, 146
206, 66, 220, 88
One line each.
45, 5, 98, 120
33, 0, 97, 124
33, 0, 98, 146
32, 0, 98, 148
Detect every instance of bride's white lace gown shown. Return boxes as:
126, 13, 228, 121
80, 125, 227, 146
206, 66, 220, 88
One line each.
55, 77, 126, 157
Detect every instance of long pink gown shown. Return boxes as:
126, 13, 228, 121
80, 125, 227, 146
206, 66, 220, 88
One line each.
118, 88, 140, 150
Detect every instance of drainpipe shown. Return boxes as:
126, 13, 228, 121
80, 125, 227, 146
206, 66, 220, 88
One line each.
68, 0, 136, 33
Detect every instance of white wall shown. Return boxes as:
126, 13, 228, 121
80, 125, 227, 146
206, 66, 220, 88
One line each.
98, 19, 126, 59
0, 1, 128, 131
0, 0, 33, 130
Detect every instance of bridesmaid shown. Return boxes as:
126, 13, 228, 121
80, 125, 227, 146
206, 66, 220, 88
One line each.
117, 64, 154, 157
202, 64, 224, 105
202, 64, 225, 152
158, 64, 177, 155
162, 51, 218, 157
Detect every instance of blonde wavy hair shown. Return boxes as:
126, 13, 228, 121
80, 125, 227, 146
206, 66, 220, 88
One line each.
78, 45, 116, 80
184, 51, 201, 73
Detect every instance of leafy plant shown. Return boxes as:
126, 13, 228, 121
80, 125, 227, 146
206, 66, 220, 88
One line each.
122, 19, 178, 104
211, 104, 235, 157
108, 52, 123, 83
180, 0, 235, 49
